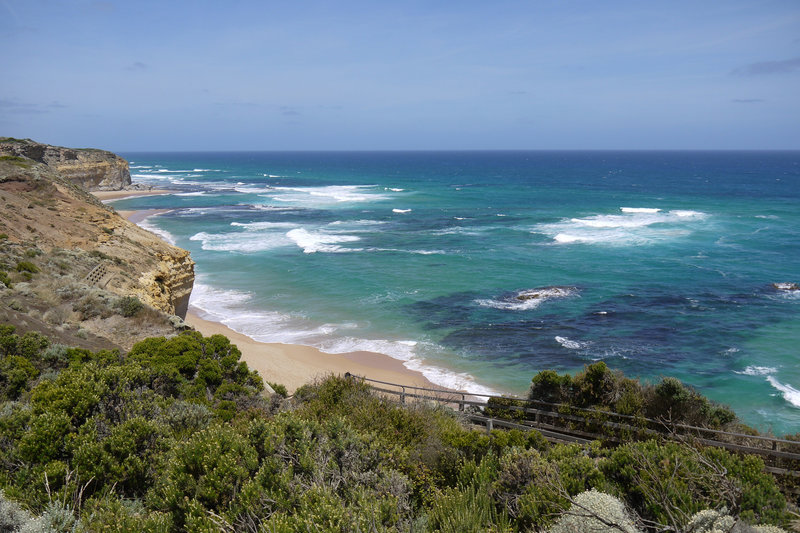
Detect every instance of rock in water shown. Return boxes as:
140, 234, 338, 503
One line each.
772, 282, 799, 291
516, 286, 576, 301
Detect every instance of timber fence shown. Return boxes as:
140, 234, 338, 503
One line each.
351, 375, 800, 493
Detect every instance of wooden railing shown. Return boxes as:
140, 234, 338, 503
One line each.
351, 375, 800, 491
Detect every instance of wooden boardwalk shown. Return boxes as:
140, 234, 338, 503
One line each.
353, 375, 800, 494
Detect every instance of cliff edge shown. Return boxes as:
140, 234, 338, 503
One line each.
0, 141, 194, 350
0, 137, 131, 191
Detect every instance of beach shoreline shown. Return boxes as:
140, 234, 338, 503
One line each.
94, 189, 174, 202
100, 188, 443, 393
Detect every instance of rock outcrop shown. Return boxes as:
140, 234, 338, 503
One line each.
0, 142, 194, 349
0, 137, 131, 191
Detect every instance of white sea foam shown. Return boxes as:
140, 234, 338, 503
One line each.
251, 205, 299, 212
189, 226, 295, 252
328, 219, 388, 228
767, 376, 800, 408
235, 186, 273, 194
137, 214, 176, 245
736, 365, 778, 376
265, 185, 391, 207
555, 336, 585, 350
175, 191, 207, 197
189, 282, 253, 316
393, 208, 412, 213
671, 210, 705, 218
131, 173, 171, 180
536, 207, 708, 245
620, 207, 661, 213
286, 228, 361, 253
230, 221, 299, 230
386, 188, 405, 192
476, 286, 578, 311
430, 226, 483, 236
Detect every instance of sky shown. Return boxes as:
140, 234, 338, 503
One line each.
1, 0, 799, 151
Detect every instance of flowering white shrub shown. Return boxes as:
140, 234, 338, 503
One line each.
0, 490, 33, 531
686, 508, 787, 533
549, 489, 640, 533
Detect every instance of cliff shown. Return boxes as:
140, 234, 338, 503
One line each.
0, 137, 131, 191
0, 142, 194, 349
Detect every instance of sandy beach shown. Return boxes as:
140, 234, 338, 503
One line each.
93, 189, 174, 202
186, 310, 439, 393
101, 188, 441, 393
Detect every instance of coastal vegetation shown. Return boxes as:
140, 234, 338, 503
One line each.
0, 325, 795, 532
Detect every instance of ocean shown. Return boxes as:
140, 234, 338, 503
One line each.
112, 151, 800, 436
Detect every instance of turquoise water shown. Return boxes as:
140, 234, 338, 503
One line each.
113, 151, 800, 435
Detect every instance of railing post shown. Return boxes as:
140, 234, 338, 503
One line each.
460, 394, 465, 412
486, 418, 493, 434
400, 386, 406, 405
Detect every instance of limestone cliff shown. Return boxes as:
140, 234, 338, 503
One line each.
0, 137, 131, 191
0, 143, 194, 349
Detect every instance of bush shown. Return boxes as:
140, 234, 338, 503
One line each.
549, 489, 640, 533
15, 261, 39, 274
0, 271, 10, 288
529, 369, 573, 404
601, 440, 786, 529
116, 295, 143, 317
645, 377, 737, 427
267, 381, 288, 397
146, 424, 259, 528
0, 490, 33, 531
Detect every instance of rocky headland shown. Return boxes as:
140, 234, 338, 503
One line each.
0, 137, 132, 191
0, 138, 194, 350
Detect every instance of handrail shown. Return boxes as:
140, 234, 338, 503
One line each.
352, 374, 800, 461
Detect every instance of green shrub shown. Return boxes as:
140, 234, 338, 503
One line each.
0, 155, 31, 168
529, 369, 573, 404
116, 295, 143, 317
267, 381, 288, 397
0, 355, 39, 400
146, 424, 259, 528
80, 495, 171, 533
645, 377, 736, 427
15, 261, 39, 274
0, 271, 10, 288
601, 440, 786, 530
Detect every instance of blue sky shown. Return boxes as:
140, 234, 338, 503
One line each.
1, 0, 799, 150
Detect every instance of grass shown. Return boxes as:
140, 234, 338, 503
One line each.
0, 155, 32, 168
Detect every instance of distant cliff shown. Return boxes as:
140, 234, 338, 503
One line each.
0, 139, 193, 349
0, 137, 131, 191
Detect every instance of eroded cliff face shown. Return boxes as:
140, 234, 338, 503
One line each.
0, 145, 194, 349
0, 138, 131, 191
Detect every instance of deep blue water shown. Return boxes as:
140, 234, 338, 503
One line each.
113, 151, 800, 435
